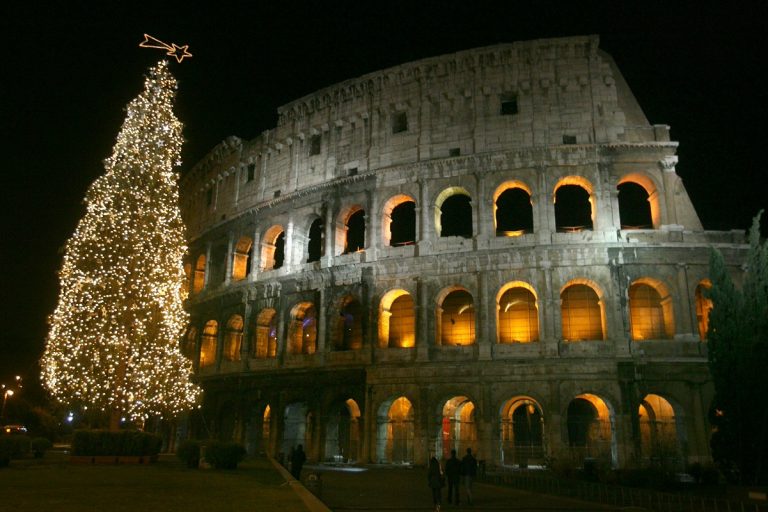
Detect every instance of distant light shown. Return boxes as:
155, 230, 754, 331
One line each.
66, 412, 74, 423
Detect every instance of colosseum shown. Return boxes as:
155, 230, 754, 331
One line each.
179, 35, 747, 470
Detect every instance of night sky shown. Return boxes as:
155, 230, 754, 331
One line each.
2, 1, 767, 397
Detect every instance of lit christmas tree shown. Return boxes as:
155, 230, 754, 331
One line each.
42, 61, 200, 429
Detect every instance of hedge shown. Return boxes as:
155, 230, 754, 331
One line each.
71, 430, 162, 456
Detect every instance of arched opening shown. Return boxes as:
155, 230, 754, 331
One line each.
561, 282, 605, 341
639, 394, 682, 468
307, 218, 324, 263
566, 394, 616, 467
495, 185, 533, 236
629, 279, 675, 340
501, 398, 544, 467
554, 178, 594, 232
440, 195, 473, 238
497, 283, 539, 343
335, 296, 363, 351
695, 280, 713, 341
282, 402, 310, 458
325, 399, 361, 463
378, 290, 415, 348
376, 396, 414, 463
223, 315, 243, 362
261, 226, 285, 270
193, 254, 206, 294
253, 308, 277, 359
438, 396, 477, 460
345, 209, 366, 253
199, 320, 218, 368
439, 289, 475, 346
288, 302, 317, 355
232, 236, 253, 280
385, 199, 416, 246
182, 325, 197, 359
618, 182, 653, 229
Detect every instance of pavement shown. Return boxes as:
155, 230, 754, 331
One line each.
282, 463, 627, 512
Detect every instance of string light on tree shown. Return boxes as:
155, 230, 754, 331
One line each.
41, 60, 200, 429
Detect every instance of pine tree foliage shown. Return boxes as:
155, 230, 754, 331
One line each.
42, 61, 201, 424
708, 211, 768, 484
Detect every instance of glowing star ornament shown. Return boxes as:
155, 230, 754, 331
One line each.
139, 34, 192, 63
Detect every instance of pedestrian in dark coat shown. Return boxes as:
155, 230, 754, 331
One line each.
427, 455, 444, 511
444, 449, 461, 504
461, 447, 478, 505
290, 444, 306, 480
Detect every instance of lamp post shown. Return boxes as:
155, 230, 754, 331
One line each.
1, 388, 14, 424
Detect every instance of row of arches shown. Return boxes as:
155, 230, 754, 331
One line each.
186, 279, 713, 367
245, 392, 682, 468
185, 175, 661, 294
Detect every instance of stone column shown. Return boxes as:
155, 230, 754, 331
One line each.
477, 271, 492, 360
224, 232, 234, 286
416, 278, 430, 361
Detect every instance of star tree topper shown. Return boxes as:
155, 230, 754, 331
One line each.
139, 34, 192, 63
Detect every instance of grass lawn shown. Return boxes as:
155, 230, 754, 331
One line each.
0, 452, 306, 511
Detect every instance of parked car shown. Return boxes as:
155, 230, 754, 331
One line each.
2, 425, 28, 435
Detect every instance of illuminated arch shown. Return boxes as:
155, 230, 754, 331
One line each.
223, 314, 243, 361
553, 176, 595, 232
192, 254, 206, 294
325, 398, 362, 462
335, 295, 363, 351
496, 281, 539, 343
182, 325, 197, 358
253, 308, 277, 359
232, 236, 253, 281
560, 279, 606, 341
382, 194, 416, 247
437, 287, 475, 346
618, 173, 661, 229
500, 396, 545, 467
639, 394, 683, 466
434, 186, 472, 238
629, 278, 675, 340
437, 396, 477, 459
288, 302, 317, 355
336, 205, 366, 254
378, 289, 416, 348
493, 180, 534, 236
261, 225, 285, 270
199, 320, 218, 368
376, 396, 414, 463
695, 279, 713, 341
566, 393, 617, 467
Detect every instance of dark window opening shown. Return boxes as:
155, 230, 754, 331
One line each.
392, 111, 408, 134
555, 185, 592, 232
273, 232, 285, 269
567, 399, 597, 447
496, 188, 533, 235
307, 218, 324, 262
500, 94, 518, 116
440, 195, 473, 238
345, 210, 366, 253
390, 201, 416, 246
247, 164, 255, 182
309, 134, 321, 156
336, 299, 363, 350
348, 167, 358, 177
449, 147, 461, 157
273, 190, 281, 198
562, 134, 577, 145
618, 182, 652, 229
206, 188, 213, 206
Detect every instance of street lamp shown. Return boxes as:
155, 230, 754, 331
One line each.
1, 388, 14, 423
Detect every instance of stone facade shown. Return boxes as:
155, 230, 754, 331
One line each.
179, 35, 747, 469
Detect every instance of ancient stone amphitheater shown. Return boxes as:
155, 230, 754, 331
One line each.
179, 35, 746, 470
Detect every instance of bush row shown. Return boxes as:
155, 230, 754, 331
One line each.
72, 430, 162, 456
176, 439, 246, 469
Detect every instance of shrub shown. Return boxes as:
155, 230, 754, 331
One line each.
205, 441, 246, 469
31, 437, 52, 458
71, 430, 162, 456
177, 439, 201, 468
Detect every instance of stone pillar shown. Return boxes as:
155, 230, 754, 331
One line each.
249, 227, 261, 280
416, 278, 430, 362
675, 263, 694, 338
537, 167, 553, 244
224, 232, 234, 286
317, 288, 328, 358
477, 271, 492, 360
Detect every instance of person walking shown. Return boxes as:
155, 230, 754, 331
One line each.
427, 455, 444, 511
290, 444, 306, 480
461, 447, 478, 505
444, 449, 461, 504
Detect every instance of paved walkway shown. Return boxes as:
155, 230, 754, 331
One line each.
299, 464, 627, 511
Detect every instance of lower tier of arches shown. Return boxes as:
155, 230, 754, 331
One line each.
191, 360, 713, 471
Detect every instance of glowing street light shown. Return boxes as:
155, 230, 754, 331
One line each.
1, 388, 15, 423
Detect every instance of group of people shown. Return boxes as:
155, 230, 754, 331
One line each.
428, 447, 478, 511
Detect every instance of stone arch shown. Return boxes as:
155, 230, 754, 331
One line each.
282, 402, 310, 458
437, 286, 475, 346
618, 172, 661, 229
193, 254, 206, 294
376, 396, 415, 463
496, 281, 539, 343
307, 217, 324, 263
629, 278, 675, 340
287, 302, 317, 355
232, 236, 253, 280
252, 308, 277, 358
434, 186, 472, 238
378, 289, 416, 348
560, 279, 606, 341
199, 320, 218, 368
336, 205, 366, 254
566, 393, 617, 468
500, 396, 545, 467
638, 393, 685, 468
261, 225, 285, 270
182, 324, 197, 359
223, 314, 244, 361
695, 279, 713, 341
382, 194, 416, 247
554, 176, 595, 232
324, 398, 362, 462
334, 295, 364, 351
437, 395, 477, 460
493, 180, 534, 236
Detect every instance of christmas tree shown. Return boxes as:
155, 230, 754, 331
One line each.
42, 61, 200, 429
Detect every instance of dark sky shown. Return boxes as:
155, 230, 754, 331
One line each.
2, 1, 767, 395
